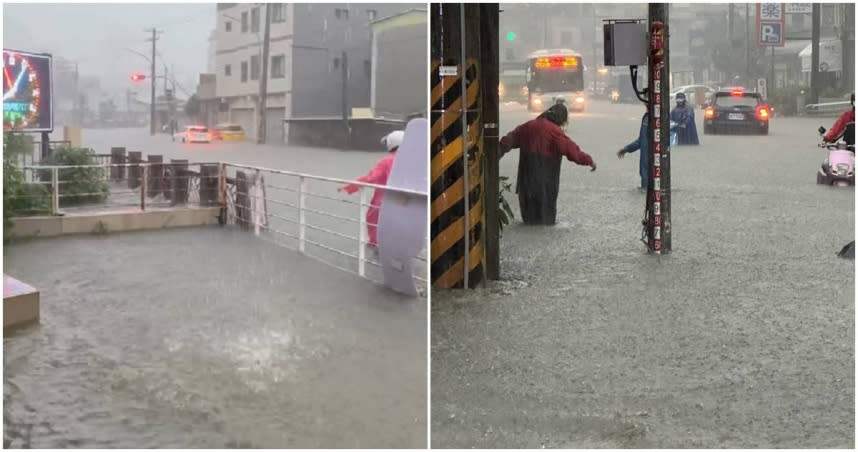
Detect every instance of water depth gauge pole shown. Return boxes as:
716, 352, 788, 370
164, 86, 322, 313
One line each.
646, 3, 671, 253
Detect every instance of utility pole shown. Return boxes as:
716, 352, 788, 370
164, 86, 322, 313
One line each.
728, 3, 734, 41
145, 28, 160, 136
73, 62, 79, 127
745, 3, 751, 86
811, 3, 820, 104
480, 3, 500, 280
842, 3, 854, 92
340, 50, 349, 146
647, 3, 671, 254
256, 3, 271, 144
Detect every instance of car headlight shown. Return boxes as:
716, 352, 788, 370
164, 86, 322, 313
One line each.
575, 96, 585, 103
532, 98, 542, 106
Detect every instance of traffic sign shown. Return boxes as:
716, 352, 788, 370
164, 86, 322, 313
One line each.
757, 78, 768, 100
757, 3, 786, 47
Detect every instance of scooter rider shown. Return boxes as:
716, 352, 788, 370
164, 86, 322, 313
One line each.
823, 93, 854, 150
669, 92, 699, 145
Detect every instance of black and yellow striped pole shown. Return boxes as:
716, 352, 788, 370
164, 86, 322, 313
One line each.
430, 3, 486, 289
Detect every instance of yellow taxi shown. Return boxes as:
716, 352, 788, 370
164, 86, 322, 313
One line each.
213, 123, 247, 141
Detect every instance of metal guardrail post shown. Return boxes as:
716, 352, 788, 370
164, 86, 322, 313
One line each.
51, 167, 59, 215
218, 163, 226, 205
359, 188, 368, 277
298, 176, 307, 253
140, 166, 148, 211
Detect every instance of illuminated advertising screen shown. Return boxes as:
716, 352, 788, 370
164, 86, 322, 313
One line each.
3, 49, 53, 132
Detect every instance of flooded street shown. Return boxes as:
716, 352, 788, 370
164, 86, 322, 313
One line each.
431, 100, 854, 448
4, 228, 426, 448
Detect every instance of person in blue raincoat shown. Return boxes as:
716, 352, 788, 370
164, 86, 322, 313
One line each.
669, 92, 699, 145
617, 112, 650, 190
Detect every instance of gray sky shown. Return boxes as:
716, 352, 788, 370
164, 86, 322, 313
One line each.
3, 3, 215, 100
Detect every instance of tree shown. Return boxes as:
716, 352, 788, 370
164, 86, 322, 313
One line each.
709, 12, 769, 85
184, 94, 200, 119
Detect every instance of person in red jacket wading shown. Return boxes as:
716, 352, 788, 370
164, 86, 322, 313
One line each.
499, 103, 597, 225
339, 130, 404, 249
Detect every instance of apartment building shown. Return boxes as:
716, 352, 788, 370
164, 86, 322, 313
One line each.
214, 3, 420, 145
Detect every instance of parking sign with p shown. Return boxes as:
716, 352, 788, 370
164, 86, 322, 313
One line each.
757, 3, 786, 47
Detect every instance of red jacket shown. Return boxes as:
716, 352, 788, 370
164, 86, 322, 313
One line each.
824, 109, 855, 143
499, 117, 593, 166
342, 152, 396, 208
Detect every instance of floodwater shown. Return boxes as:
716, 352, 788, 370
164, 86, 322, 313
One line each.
431, 100, 854, 448
4, 227, 426, 448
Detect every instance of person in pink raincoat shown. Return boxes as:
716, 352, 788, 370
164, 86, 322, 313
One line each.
339, 130, 404, 248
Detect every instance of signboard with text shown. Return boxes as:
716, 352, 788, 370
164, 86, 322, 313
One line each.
785, 3, 812, 14
757, 3, 786, 47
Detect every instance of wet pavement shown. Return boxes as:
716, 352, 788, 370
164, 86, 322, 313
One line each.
4, 228, 426, 448
431, 100, 854, 448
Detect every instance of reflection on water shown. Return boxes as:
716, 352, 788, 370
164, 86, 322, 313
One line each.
4, 228, 426, 448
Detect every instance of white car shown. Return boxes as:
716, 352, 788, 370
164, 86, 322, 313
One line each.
670, 85, 716, 108
181, 126, 211, 143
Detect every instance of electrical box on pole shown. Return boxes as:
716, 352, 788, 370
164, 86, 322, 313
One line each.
603, 21, 647, 66
601, 9, 671, 254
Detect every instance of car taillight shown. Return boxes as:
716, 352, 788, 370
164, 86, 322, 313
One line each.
704, 107, 714, 119
757, 107, 769, 120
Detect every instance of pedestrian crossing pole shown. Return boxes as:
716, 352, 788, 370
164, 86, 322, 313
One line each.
646, 3, 671, 253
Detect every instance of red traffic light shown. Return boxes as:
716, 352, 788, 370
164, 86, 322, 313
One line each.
130, 72, 146, 82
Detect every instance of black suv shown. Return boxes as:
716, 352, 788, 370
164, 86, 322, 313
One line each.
703, 89, 770, 135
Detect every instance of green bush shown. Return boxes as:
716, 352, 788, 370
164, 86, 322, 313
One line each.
4, 133, 50, 241
44, 147, 109, 206
769, 86, 806, 116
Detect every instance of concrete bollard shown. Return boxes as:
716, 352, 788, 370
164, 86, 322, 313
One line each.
127, 151, 142, 190
148, 155, 163, 198
170, 159, 189, 206
110, 147, 126, 181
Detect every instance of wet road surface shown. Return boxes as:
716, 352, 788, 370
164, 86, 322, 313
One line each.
431, 100, 854, 448
4, 228, 426, 448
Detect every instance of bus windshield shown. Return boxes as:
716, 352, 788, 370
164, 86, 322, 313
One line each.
529, 55, 584, 92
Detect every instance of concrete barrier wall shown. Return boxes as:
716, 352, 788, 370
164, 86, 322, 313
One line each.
9, 207, 222, 239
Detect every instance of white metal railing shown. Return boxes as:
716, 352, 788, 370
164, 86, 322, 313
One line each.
222, 162, 428, 292
9, 160, 428, 293
13, 162, 221, 214
805, 101, 852, 116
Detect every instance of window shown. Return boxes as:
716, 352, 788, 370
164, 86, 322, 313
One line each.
332, 57, 340, 71
364, 59, 371, 78
241, 11, 248, 32
224, 64, 231, 76
271, 55, 286, 79
250, 55, 260, 80
225, 21, 232, 32
251, 7, 260, 33
367, 9, 377, 20
335, 8, 349, 20
272, 4, 286, 23
241, 61, 248, 82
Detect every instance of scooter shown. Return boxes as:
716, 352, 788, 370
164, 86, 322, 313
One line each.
816, 126, 855, 187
